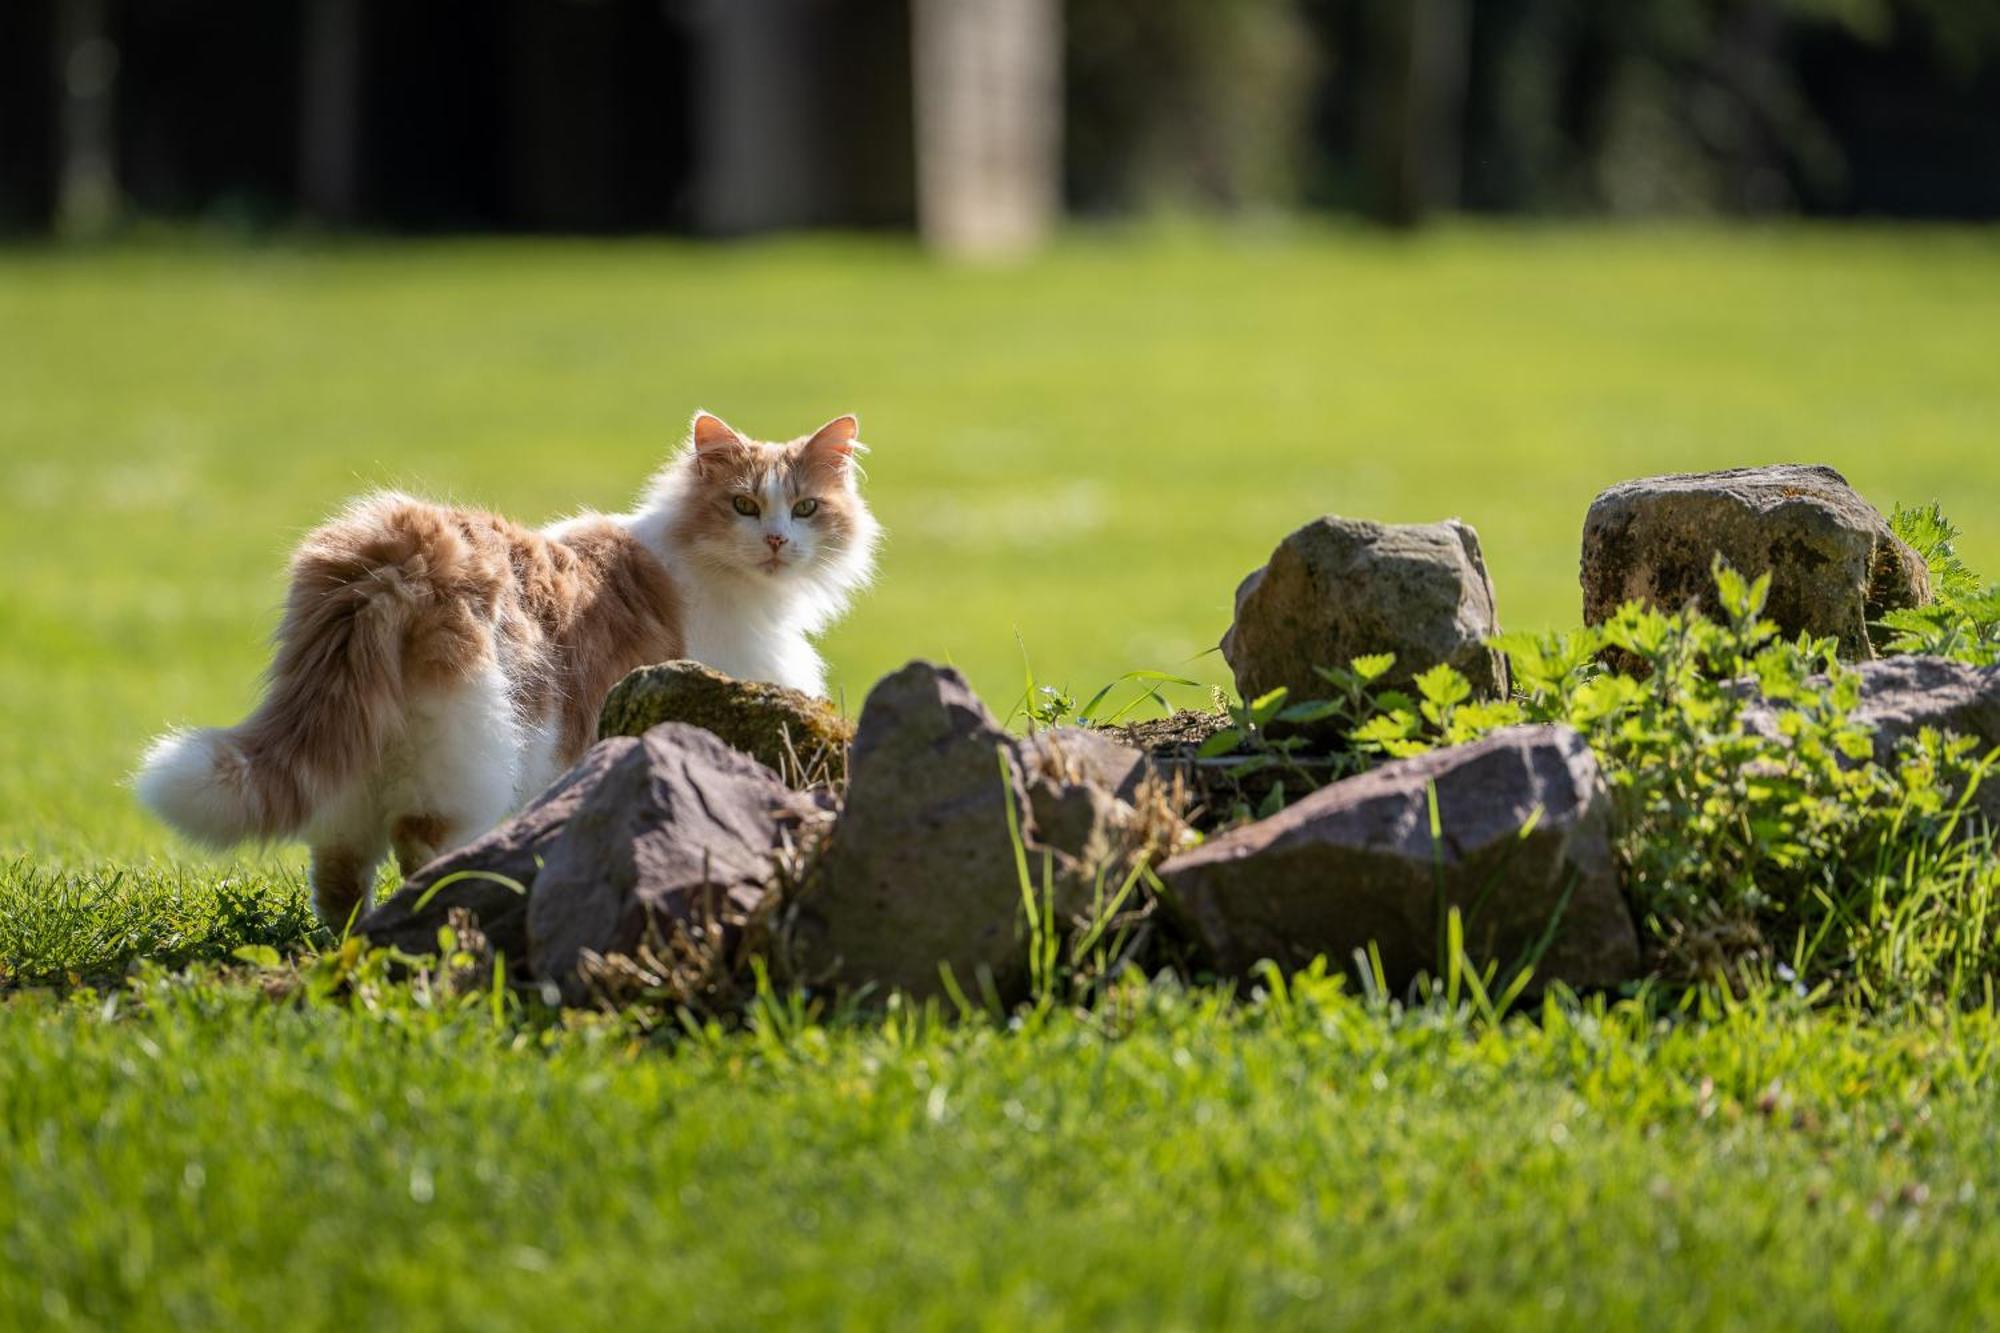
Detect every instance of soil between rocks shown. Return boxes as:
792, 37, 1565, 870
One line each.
1100, 709, 1350, 829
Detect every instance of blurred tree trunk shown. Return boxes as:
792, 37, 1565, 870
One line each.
911, 0, 1060, 258
1359, 0, 1469, 227
686, 0, 822, 233
54, 0, 117, 237
680, 0, 912, 235
1, 0, 57, 231
299, 0, 363, 224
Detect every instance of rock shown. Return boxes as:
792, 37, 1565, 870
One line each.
792, 662, 1164, 1001
1221, 516, 1507, 724
1155, 725, 1638, 993
1580, 465, 1929, 659
1852, 656, 2000, 756
355, 744, 624, 965
598, 659, 853, 785
1019, 725, 1154, 803
1019, 727, 1155, 874
525, 725, 821, 1004
1740, 655, 2000, 825
1854, 656, 2000, 825
358, 725, 818, 1006
791, 662, 1036, 1000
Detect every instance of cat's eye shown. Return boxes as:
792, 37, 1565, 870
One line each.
731, 495, 760, 517
792, 498, 819, 519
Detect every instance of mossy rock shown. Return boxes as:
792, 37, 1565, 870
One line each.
1581, 465, 1930, 661
598, 661, 853, 786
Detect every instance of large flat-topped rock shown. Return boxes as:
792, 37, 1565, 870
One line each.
1581, 465, 1929, 657
1156, 725, 1638, 993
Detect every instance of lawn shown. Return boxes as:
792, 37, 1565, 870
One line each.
5, 225, 2000, 1329
9, 971, 2000, 1330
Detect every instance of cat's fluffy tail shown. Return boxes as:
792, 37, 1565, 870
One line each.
136, 492, 472, 848
135, 726, 302, 848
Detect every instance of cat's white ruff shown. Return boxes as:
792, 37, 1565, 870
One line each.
616, 462, 879, 696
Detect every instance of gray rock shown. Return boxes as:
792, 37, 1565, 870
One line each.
355, 744, 623, 965
1155, 725, 1638, 993
1851, 656, 2000, 757
1222, 516, 1507, 724
1741, 655, 2000, 825
599, 659, 853, 785
1580, 465, 1929, 659
792, 663, 1159, 1001
1020, 729, 1148, 880
1019, 725, 1155, 804
526, 725, 821, 1005
358, 726, 816, 1005
1855, 656, 2000, 825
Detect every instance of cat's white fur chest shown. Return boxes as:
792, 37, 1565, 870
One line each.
599, 504, 853, 697
675, 576, 827, 695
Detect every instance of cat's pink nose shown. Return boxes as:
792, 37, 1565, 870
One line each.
765, 534, 788, 552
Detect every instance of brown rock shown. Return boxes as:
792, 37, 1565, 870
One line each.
598, 659, 853, 785
1580, 465, 1929, 659
1155, 725, 1638, 993
1221, 516, 1507, 725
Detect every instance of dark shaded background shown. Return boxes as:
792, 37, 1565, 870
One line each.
3, 0, 1997, 236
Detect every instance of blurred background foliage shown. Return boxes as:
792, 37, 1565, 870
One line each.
1068, 0, 2000, 222
1066, 0, 1317, 213
4, 0, 1997, 238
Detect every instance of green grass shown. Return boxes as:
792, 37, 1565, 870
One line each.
10, 969, 2000, 1329
6, 225, 2000, 1327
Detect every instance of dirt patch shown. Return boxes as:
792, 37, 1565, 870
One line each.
1101, 709, 1348, 829
1103, 708, 1234, 756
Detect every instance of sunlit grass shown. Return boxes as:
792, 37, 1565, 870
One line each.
7, 963, 2000, 1329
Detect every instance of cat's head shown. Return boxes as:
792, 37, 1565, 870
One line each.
665, 411, 881, 595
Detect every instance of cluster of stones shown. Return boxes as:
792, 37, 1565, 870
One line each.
358, 464, 1999, 1002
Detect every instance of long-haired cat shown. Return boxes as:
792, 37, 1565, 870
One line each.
137, 411, 880, 925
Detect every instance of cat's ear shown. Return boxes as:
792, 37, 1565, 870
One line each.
690, 411, 748, 456
802, 414, 862, 470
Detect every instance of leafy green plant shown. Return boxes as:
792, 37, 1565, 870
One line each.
1335, 557, 1996, 998
1194, 654, 1448, 811
1008, 635, 1200, 732
1883, 502, 2000, 664
1347, 660, 1526, 758
1195, 684, 1303, 773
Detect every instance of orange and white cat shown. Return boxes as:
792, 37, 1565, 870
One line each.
137, 411, 880, 924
